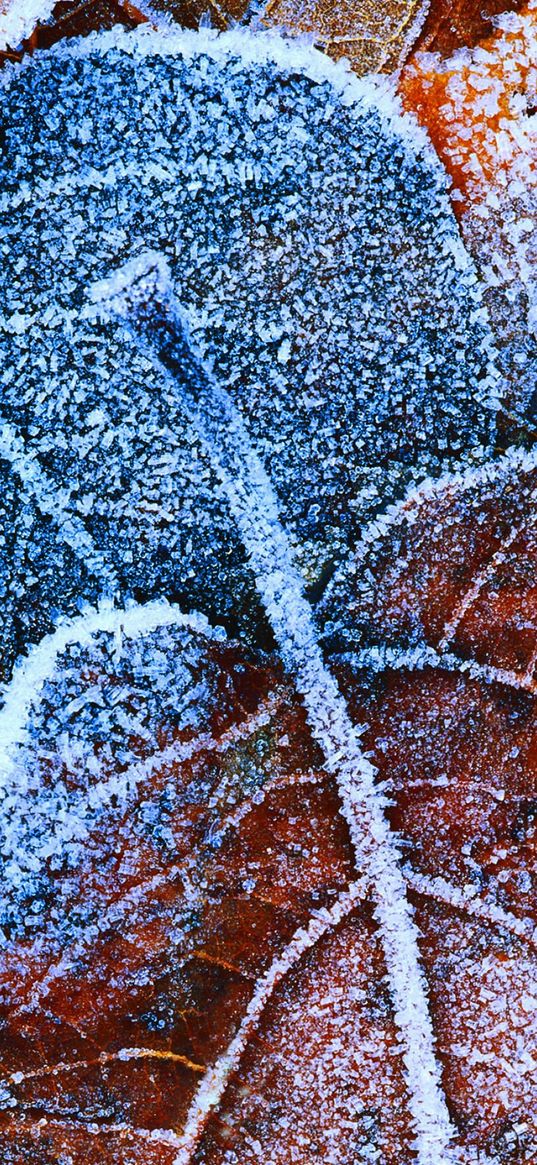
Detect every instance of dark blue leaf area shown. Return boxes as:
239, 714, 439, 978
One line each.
0, 30, 497, 672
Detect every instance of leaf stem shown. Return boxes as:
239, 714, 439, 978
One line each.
90, 253, 462, 1165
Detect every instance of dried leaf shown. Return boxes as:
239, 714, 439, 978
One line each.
260, 0, 431, 74
320, 448, 537, 672
2, 591, 537, 1158
400, 4, 537, 437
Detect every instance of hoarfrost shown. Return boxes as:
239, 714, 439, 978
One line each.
0, 25, 498, 672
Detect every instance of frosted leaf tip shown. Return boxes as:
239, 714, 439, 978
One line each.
88, 251, 172, 320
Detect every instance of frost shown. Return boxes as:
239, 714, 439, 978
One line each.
0, 0, 56, 53
400, 2, 537, 428
0, 25, 498, 675
97, 257, 461, 1163
0, 25, 526, 1165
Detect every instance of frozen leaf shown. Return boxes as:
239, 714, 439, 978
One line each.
413, 0, 527, 58
1, 603, 537, 1159
0, 603, 407, 1163
315, 451, 537, 1150
320, 448, 537, 949
257, 0, 432, 75
0, 27, 497, 677
400, 3, 537, 436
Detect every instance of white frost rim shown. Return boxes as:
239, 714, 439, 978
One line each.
0, 599, 224, 784
0, 22, 456, 196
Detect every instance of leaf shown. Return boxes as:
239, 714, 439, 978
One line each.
258, 0, 431, 74
0, 28, 497, 678
0, 604, 392, 1162
0, 0, 145, 60
411, 0, 527, 58
400, 4, 537, 438
2, 598, 537, 1160
314, 451, 537, 1151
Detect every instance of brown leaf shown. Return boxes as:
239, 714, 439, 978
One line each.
412, 0, 526, 58
399, 4, 537, 436
2, 585, 537, 1160
257, 0, 432, 75
315, 453, 537, 1150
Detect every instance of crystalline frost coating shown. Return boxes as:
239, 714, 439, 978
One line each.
0, 26, 499, 674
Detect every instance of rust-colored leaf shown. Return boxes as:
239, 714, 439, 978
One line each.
413, 0, 526, 58
316, 452, 537, 1152
400, 4, 537, 436
1, 539, 537, 1160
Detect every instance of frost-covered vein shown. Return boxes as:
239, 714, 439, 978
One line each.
87, 686, 280, 815
406, 869, 537, 949
338, 643, 537, 694
227, 759, 537, 954
14, 864, 193, 1017
0, 1112, 185, 1149
170, 878, 367, 1165
0, 421, 118, 598
216, 766, 323, 840
92, 253, 462, 1165
5, 1046, 205, 1088
10, 758, 317, 1020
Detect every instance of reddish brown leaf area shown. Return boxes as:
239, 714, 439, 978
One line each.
413, 0, 526, 57
4, 618, 403, 1162
316, 453, 537, 1153
2, 586, 537, 1160
195, 913, 413, 1165
399, 4, 537, 440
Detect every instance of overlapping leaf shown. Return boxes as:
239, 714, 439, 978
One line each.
0, 604, 404, 1163
2, 522, 537, 1159
1, 20, 535, 1165
318, 451, 537, 1154
400, 3, 537, 437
